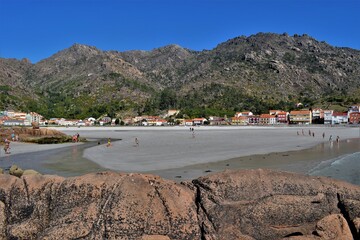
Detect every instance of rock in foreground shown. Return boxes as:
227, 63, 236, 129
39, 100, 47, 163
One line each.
1, 169, 360, 239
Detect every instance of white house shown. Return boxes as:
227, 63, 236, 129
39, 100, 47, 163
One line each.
323, 110, 333, 125
26, 112, 43, 124
331, 112, 348, 124
193, 118, 207, 125
3, 119, 31, 126
58, 119, 78, 126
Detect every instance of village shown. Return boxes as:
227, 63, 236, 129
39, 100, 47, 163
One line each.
0, 104, 359, 128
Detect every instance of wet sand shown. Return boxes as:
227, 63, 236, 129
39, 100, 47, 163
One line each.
1, 126, 359, 182
152, 138, 360, 181
57, 126, 360, 179
0, 141, 106, 177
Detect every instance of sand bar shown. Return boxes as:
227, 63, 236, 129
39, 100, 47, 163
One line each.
1, 125, 359, 181
55, 126, 359, 171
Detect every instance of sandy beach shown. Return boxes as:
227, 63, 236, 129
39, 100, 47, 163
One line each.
1, 125, 359, 182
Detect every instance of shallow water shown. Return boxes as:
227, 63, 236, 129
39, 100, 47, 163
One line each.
308, 151, 360, 185
0, 140, 108, 177
149, 138, 360, 184
1, 133, 360, 185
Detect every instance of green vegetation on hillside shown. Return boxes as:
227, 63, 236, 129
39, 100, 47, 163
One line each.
2, 33, 360, 119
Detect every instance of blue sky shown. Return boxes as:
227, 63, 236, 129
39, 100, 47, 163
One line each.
0, 0, 359, 63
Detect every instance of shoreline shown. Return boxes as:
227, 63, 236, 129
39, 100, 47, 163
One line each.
77, 126, 359, 171
1, 126, 359, 183
150, 138, 360, 181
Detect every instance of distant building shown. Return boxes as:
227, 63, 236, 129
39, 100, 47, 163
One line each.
208, 116, 227, 125
193, 118, 207, 125
184, 119, 193, 126
348, 105, 360, 121
331, 112, 348, 125
323, 110, 334, 125
3, 119, 31, 126
259, 114, 276, 125
312, 108, 324, 124
349, 112, 360, 124
26, 112, 43, 125
276, 111, 289, 124
248, 115, 260, 125
289, 110, 312, 124
231, 116, 248, 125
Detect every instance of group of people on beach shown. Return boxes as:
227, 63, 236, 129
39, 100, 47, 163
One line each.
105, 137, 139, 148
326, 134, 340, 143
296, 129, 340, 143
297, 129, 317, 137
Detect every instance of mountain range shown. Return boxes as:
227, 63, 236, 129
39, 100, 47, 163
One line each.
1, 32, 359, 119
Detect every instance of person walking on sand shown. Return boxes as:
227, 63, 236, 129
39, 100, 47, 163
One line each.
107, 138, 112, 147
322, 132, 325, 139
336, 136, 340, 143
329, 135, 333, 142
135, 137, 139, 147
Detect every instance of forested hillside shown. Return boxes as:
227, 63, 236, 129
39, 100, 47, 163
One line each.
1, 33, 359, 119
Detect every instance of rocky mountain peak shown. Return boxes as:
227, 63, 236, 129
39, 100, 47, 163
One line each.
36, 43, 103, 66
1, 32, 359, 117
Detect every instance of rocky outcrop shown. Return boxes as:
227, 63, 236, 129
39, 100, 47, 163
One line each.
1, 169, 360, 239
1, 127, 65, 140
0, 127, 76, 144
193, 169, 360, 239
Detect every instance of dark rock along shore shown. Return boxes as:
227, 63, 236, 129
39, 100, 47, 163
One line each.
0, 169, 359, 239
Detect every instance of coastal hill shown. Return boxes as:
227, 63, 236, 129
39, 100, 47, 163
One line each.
1, 169, 360, 239
1, 33, 360, 118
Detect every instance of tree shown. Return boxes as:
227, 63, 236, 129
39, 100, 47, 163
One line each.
159, 88, 177, 110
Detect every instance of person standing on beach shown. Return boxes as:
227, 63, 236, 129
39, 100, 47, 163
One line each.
329, 135, 332, 142
135, 137, 139, 147
4, 138, 10, 154
336, 136, 340, 143
322, 132, 325, 139
107, 138, 112, 147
